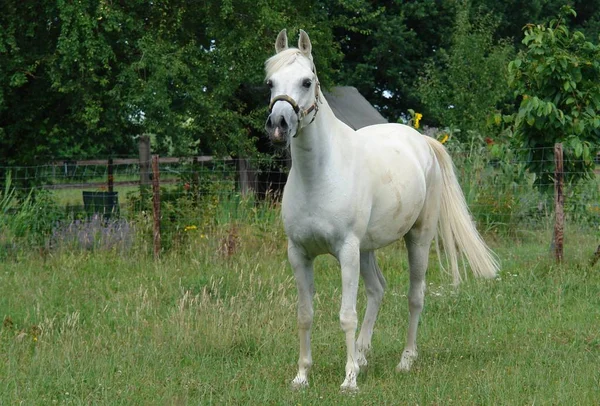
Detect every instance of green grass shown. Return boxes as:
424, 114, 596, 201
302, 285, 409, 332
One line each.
1, 223, 599, 404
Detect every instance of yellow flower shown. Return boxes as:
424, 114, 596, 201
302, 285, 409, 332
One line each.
439, 133, 449, 144
414, 113, 423, 129
184, 225, 197, 232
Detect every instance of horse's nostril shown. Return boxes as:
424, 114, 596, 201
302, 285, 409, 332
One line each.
266, 116, 273, 129
280, 117, 288, 130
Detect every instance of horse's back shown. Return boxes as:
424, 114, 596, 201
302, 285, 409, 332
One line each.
356, 123, 434, 168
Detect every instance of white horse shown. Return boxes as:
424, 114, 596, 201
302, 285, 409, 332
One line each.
264, 29, 498, 392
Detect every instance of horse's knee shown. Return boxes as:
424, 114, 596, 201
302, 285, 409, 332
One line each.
408, 284, 425, 313
408, 295, 424, 313
340, 310, 357, 332
297, 307, 313, 330
366, 283, 384, 304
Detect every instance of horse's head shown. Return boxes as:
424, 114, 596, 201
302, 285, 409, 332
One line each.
265, 29, 320, 144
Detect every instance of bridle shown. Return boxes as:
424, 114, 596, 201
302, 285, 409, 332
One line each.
268, 69, 321, 135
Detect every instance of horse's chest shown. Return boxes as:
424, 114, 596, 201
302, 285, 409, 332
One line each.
282, 196, 353, 254
285, 210, 342, 245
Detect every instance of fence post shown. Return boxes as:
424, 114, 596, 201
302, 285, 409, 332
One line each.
107, 158, 114, 193
139, 135, 151, 186
554, 143, 564, 263
152, 155, 161, 260
238, 157, 257, 196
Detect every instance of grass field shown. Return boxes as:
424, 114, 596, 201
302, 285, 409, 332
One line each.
1, 222, 599, 404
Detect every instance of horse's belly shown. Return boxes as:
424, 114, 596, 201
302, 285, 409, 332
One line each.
360, 182, 426, 250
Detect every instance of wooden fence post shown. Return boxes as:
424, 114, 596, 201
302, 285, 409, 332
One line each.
139, 135, 151, 186
152, 155, 161, 260
238, 157, 257, 196
554, 143, 564, 263
107, 158, 114, 193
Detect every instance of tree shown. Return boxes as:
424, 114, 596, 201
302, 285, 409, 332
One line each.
417, 3, 515, 136
334, 0, 459, 121
507, 6, 600, 188
0, 0, 377, 172
470, 0, 600, 45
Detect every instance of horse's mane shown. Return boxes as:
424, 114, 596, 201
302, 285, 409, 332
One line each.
265, 48, 313, 79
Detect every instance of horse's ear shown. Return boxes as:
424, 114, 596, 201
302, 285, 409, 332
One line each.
275, 29, 288, 53
298, 29, 312, 58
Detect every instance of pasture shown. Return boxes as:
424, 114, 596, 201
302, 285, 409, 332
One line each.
1, 221, 599, 404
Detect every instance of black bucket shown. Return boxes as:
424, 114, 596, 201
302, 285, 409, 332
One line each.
82, 191, 119, 219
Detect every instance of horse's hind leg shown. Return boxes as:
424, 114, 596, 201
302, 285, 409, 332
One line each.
356, 251, 386, 367
397, 234, 431, 372
397, 240, 427, 371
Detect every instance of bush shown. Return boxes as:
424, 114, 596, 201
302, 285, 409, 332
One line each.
1, 173, 66, 254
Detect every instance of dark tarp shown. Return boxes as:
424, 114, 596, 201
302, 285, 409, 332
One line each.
323, 86, 388, 130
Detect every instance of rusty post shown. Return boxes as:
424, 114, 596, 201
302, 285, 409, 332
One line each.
554, 143, 564, 263
152, 155, 161, 260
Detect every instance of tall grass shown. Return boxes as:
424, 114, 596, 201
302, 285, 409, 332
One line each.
1, 214, 599, 404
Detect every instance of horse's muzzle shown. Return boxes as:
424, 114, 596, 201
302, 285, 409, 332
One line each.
265, 113, 293, 144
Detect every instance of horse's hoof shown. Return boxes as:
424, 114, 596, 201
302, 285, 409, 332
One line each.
340, 371, 359, 394
290, 377, 309, 390
340, 382, 359, 394
396, 349, 418, 372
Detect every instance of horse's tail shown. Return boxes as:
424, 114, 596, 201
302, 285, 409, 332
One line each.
425, 136, 499, 285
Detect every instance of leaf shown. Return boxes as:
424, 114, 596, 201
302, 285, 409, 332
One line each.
9, 73, 28, 87
582, 143, 591, 162
527, 116, 535, 126
573, 139, 583, 157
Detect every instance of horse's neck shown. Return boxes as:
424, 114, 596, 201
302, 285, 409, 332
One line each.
290, 100, 345, 182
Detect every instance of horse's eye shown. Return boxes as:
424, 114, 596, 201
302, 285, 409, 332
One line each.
266, 80, 273, 89
302, 79, 312, 89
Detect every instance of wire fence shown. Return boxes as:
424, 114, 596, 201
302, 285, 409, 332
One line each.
1, 145, 599, 259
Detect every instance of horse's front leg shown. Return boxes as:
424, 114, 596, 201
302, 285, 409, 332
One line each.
288, 243, 315, 389
337, 239, 361, 392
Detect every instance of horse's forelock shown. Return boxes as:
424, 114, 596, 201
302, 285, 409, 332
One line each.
265, 48, 311, 79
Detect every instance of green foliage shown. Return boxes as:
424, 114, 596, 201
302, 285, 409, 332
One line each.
0, 0, 379, 170
0, 174, 65, 252
470, 0, 600, 44
565, 175, 600, 227
508, 6, 600, 188
124, 160, 280, 253
336, 0, 459, 120
418, 3, 515, 137
442, 133, 545, 236
3, 0, 600, 170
